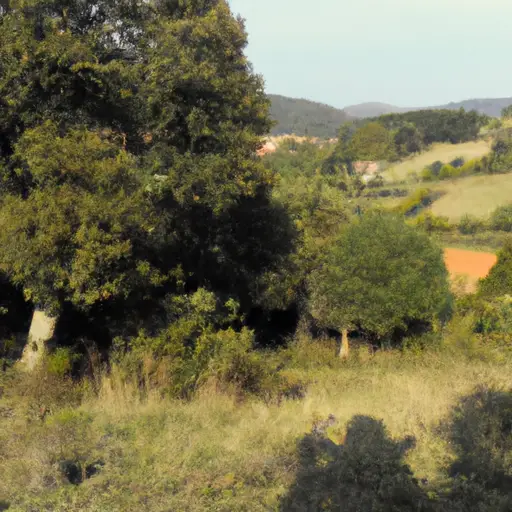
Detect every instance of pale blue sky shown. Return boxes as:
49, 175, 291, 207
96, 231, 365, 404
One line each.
228, 0, 512, 109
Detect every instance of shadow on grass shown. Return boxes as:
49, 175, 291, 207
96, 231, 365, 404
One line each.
281, 388, 512, 511
440, 386, 512, 511
280, 415, 430, 512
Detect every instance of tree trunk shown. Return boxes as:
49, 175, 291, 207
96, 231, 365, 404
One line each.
339, 328, 350, 360
20, 308, 58, 371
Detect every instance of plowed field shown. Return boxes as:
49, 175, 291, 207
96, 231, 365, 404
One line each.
444, 248, 497, 292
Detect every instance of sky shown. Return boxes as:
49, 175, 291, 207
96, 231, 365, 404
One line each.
228, 0, 512, 109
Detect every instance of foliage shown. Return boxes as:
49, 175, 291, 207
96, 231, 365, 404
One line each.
308, 213, 450, 340
449, 157, 465, 168
395, 188, 438, 216
490, 204, 512, 232
409, 212, 453, 233
488, 135, 512, 173
479, 240, 512, 297
347, 122, 397, 161
458, 215, 485, 235
393, 122, 423, 156
373, 109, 489, 145
0, 0, 294, 334
439, 164, 457, 180
0, 123, 156, 313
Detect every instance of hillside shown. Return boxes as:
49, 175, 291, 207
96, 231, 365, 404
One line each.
343, 102, 409, 118
268, 94, 351, 138
344, 98, 512, 119
269, 95, 512, 136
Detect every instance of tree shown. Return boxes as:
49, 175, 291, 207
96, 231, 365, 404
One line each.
479, 240, 512, 298
308, 214, 450, 358
490, 205, 512, 232
0, 123, 159, 368
394, 123, 423, 156
0, 0, 293, 368
348, 122, 396, 162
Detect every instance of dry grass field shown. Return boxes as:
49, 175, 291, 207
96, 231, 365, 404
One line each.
430, 173, 512, 221
1, 336, 512, 511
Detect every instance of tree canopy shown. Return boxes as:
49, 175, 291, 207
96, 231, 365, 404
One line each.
479, 240, 512, 298
0, 0, 294, 335
308, 214, 450, 339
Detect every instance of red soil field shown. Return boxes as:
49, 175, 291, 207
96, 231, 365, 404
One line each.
444, 248, 497, 282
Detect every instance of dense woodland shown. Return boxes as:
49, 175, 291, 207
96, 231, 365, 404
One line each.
268, 94, 352, 138
1, 1, 512, 511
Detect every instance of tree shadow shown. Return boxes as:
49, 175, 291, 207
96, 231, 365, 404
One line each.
280, 415, 431, 512
440, 386, 512, 510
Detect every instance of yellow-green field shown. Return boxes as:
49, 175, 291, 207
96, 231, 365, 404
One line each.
383, 140, 492, 182
430, 173, 512, 221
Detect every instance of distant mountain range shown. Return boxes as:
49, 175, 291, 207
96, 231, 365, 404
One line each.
344, 98, 512, 119
269, 95, 512, 138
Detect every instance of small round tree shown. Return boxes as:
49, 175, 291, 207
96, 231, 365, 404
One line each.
308, 213, 450, 358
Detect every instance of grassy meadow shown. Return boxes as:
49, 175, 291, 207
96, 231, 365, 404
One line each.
429, 173, 512, 221
2, 330, 512, 511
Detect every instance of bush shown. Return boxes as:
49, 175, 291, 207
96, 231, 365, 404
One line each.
396, 188, 444, 217
450, 157, 465, 168
479, 240, 512, 298
428, 160, 443, 176
439, 164, 457, 180
458, 159, 477, 176
420, 167, 435, 182
458, 214, 485, 235
490, 204, 512, 232
411, 212, 453, 233
472, 297, 512, 335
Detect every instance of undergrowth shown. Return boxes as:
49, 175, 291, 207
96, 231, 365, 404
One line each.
1, 323, 512, 511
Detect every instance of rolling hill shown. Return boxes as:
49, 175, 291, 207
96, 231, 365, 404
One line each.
343, 98, 512, 119
268, 94, 352, 138
269, 94, 512, 138
343, 102, 410, 118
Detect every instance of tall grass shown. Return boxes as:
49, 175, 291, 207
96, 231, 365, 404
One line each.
1, 330, 512, 510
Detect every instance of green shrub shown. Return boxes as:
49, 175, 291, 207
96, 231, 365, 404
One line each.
458, 214, 485, 235
439, 164, 457, 180
472, 297, 512, 335
396, 188, 435, 216
450, 157, 465, 168
490, 204, 512, 232
428, 160, 443, 176
458, 159, 477, 176
411, 212, 453, 233
479, 240, 512, 298
46, 348, 78, 378
420, 167, 435, 182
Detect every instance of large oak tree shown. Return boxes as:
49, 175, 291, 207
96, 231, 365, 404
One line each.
0, 0, 294, 367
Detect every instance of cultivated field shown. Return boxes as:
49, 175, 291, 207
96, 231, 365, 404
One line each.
430, 173, 512, 221
444, 247, 497, 292
382, 140, 492, 182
